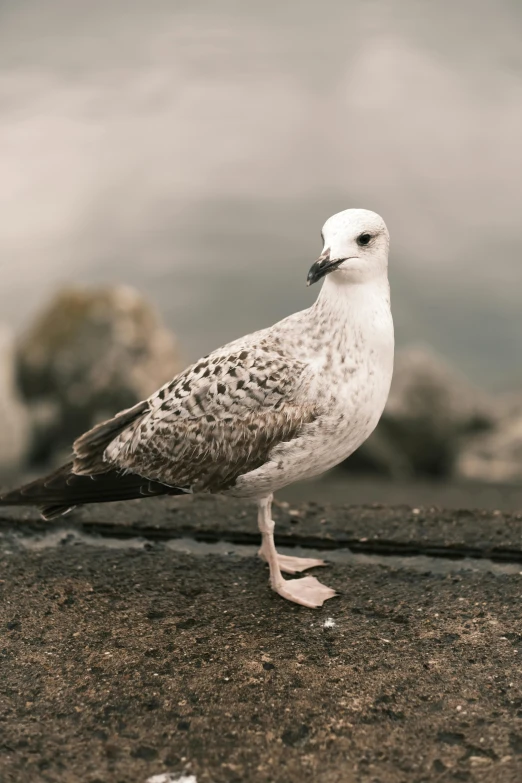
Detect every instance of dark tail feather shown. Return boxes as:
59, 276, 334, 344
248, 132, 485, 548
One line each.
0, 462, 187, 520
0, 398, 185, 520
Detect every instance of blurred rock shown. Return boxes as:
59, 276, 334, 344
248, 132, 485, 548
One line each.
0, 327, 30, 476
346, 345, 495, 478
343, 426, 412, 478
16, 286, 182, 464
457, 395, 522, 483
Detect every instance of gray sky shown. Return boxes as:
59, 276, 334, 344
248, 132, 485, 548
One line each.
1, 0, 521, 388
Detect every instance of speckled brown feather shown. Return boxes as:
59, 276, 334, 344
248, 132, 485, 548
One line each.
0, 341, 318, 516
92, 345, 318, 492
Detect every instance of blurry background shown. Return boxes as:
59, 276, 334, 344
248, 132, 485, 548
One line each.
1, 0, 522, 509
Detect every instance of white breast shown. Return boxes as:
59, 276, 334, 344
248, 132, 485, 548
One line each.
232, 276, 394, 499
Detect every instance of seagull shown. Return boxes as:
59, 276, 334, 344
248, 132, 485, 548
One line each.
0, 208, 394, 608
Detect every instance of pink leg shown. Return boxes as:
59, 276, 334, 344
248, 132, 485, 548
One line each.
257, 495, 336, 609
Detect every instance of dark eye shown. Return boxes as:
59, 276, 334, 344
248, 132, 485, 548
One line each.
357, 232, 372, 246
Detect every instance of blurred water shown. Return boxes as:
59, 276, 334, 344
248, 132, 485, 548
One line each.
1, 0, 521, 388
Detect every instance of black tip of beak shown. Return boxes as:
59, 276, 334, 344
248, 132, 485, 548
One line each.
307, 249, 331, 286
307, 249, 345, 286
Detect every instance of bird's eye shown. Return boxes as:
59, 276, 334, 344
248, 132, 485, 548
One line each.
357, 233, 372, 246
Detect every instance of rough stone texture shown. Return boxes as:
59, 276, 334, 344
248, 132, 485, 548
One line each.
458, 394, 522, 484
1, 498, 522, 783
0, 326, 30, 475
16, 286, 182, 464
347, 346, 495, 478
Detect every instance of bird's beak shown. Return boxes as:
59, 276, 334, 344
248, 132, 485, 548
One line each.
306, 248, 346, 286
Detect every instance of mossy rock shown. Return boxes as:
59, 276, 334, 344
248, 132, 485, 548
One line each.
16, 286, 182, 464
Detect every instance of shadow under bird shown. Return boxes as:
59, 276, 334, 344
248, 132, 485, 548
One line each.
0, 208, 394, 608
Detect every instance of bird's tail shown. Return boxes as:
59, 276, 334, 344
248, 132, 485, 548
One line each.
0, 398, 185, 520
0, 462, 185, 520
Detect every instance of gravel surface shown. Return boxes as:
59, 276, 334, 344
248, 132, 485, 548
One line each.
1, 497, 522, 782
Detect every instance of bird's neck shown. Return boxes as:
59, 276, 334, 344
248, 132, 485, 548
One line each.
312, 273, 391, 325
300, 273, 393, 362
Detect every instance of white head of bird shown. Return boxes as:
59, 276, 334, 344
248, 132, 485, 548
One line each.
307, 208, 389, 288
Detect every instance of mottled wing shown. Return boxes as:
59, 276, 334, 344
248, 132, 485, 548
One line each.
99, 345, 318, 492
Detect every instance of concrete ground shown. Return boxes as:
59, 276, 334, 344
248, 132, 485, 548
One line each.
1, 496, 522, 783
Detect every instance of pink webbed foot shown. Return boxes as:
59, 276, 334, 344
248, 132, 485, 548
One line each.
258, 549, 327, 575
273, 575, 337, 608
